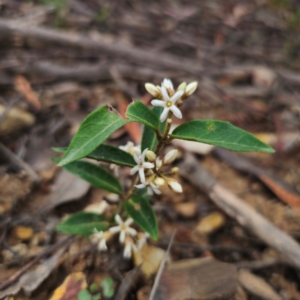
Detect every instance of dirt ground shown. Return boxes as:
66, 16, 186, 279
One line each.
0, 0, 300, 299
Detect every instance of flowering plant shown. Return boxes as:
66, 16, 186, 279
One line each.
53, 79, 274, 258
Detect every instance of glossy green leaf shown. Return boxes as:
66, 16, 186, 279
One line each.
59, 105, 129, 166
54, 144, 135, 167
57, 212, 109, 236
141, 107, 166, 151
170, 120, 275, 153
126, 101, 159, 131
125, 195, 158, 240
53, 158, 122, 194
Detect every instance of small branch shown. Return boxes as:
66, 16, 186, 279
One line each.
0, 143, 39, 183
179, 153, 300, 269
0, 236, 73, 290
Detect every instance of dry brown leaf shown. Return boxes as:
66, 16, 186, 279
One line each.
195, 211, 226, 235
154, 257, 238, 299
133, 244, 165, 278
13, 226, 34, 240
239, 269, 282, 300
0, 249, 64, 298
50, 272, 87, 300
0, 105, 35, 137
14, 75, 41, 110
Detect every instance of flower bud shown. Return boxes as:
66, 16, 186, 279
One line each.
145, 83, 160, 97
146, 150, 157, 162
164, 149, 178, 165
178, 82, 186, 91
167, 179, 182, 193
170, 167, 179, 174
154, 177, 165, 187
185, 81, 198, 97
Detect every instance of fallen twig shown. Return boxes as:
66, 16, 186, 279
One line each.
179, 153, 300, 269
0, 236, 73, 291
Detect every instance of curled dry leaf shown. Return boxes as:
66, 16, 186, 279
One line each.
50, 272, 87, 300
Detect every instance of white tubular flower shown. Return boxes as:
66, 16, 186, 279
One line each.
123, 237, 137, 259
185, 81, 198, 97
137, 232, 150, 250
177, 82, 186, 91
151, 86, 184, 122
163, 149, 178, 165
109, 214, 137, 244
146, 150, 157, 162
162, 78, 174, 92
130, 148, 154, 183
90, 230, 110, 251
119, 141, 141, 156
135, 181, 161, 195
155, 157, 163, 169
167, 179, 183, 193
145, 83, 160, 97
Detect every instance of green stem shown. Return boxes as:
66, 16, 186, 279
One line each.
155, 111, 173, 155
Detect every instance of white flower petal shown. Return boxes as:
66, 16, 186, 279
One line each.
162, 78, 173, 90
139, 168, 146, 183
141, 148, 148, 161
135, 183, 147, 189
160, 107, 169, 122
115, 214, 122, 225
127, 227, 137, 237
145, 83, 159, 96
119, 230, 126, 244
123, 243, 132, 258
143, 162, 154, 169
125, 218, 134, 226
168, 180, 183, 193
147, 186, 153, 195
99, 239, 107, 251
171, 89, 184, 103
161, 86, 170, 101
130, 165, 139, 175
150, 182, 161, 194
185, 81, 198, 96
109, 226, 121, 234
164, 149, 178, 164
133, 153, 140, 164
170, 105, 182, 119
151, 99, 166, 107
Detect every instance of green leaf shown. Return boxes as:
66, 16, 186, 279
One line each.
53, 158, 122, 194
57, 212, 109, 236
59, 105, 129, 166
101, 277, 114, 298
134, 188, 151, 201
54, 144, 135, 167
170, 120, 275, 153
141, 107, 166, 151
89, 284, 99, 294
125, 195, 158, 240
78, 289, 92, 300
126, 101, 159, 131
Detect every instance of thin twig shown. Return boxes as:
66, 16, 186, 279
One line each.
0, 236, 73, 291
0, 143, 39, 183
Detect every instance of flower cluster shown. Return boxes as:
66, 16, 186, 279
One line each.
146, 78, 198, 122
90, 214, 149, 258
132, 148, 182, 195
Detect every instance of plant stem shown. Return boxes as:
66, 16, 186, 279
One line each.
155, 111, 172, 155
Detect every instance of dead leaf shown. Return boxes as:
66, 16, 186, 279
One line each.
239, 269, 282, 300
0, 105, 35, 137
42, 169, 90, 212
174, 202, 197, 218
13, 226, 34, 240
154, 257, 238, 300
133, 244, 165, 278
14, 75, 41, 110
0, 249, 64, 298
49, 272, 87, 300
195, 211, 226, 235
